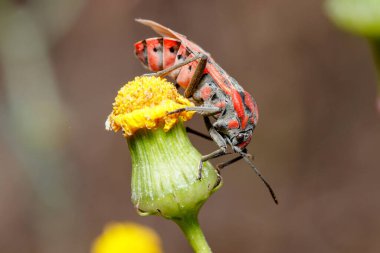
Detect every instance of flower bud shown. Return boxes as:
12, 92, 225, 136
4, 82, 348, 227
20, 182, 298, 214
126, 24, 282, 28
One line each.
325, 0, 380, 112
325, 0, 380, 38
128, 122, 220, 219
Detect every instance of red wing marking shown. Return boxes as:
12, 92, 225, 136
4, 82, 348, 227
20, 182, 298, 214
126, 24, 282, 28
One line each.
244, 91, 259, 124
134, 40, 147, 66
241, 115, 249, 129
228, 120, 239, 129
168, 44, 189, 81
244, 91, 255, 114
146, 38, 163, 71
176, 53, 197, 88
200, 86, 212, 100
163, 38, 180, 69
206, 64, 232, 95
231, 89, 245, 122
244, 91, 258, 125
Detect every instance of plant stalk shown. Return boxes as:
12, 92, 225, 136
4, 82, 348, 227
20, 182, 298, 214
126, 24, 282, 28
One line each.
176, 215, 212, 253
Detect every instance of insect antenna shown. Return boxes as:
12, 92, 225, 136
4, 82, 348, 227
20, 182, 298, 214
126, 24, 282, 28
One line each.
240, 151, 278, 205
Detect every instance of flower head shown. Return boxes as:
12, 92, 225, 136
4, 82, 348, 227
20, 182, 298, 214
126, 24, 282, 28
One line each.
91, 222, 163, 253
106, 76, 194, 136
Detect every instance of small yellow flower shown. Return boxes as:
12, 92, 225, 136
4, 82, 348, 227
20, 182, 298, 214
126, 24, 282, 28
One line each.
91, 222, 163, 253
106, 76, 194, 136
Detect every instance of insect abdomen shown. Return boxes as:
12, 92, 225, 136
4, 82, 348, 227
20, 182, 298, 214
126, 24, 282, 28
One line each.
134, 37, 196, 89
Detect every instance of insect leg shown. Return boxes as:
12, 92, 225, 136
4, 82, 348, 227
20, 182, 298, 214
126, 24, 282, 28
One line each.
185, 127, 212, 141
198, 148, 229, 180
184, 54, 208, 98
217, 155, 243, 170
145, 54, 204, 78
197, 117, 228, 180
203, 116, 213, 131
167, 106, 221, 116
203, 117, 227, 149
239, 151, 279, 205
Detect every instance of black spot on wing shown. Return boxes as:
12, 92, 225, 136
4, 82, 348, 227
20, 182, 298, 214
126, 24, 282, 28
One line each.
141, 39, 148, 65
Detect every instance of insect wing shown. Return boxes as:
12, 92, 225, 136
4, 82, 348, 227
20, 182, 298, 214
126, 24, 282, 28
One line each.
135, 19, 207, 55
162, 38, 180, 69
145, 38, 163, 71
176, 53, 198, 89
135, 19, 181, 40
136, 19, 238, 108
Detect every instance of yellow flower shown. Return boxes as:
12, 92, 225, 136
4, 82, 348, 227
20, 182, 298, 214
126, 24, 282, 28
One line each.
106, 76, 194, 136
91, 222, 163, 253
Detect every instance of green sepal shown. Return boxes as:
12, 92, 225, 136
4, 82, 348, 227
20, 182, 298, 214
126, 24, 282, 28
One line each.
127, 122, 221, 220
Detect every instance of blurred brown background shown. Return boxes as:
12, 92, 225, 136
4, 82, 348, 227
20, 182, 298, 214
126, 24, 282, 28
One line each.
1, 0, 380, 252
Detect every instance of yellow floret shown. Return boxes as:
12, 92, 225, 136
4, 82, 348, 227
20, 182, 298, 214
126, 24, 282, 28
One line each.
106, 76, 194, 136
91, 222, 163, 253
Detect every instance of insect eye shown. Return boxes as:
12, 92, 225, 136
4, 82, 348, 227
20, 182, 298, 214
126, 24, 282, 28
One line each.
236, 133, 245, 142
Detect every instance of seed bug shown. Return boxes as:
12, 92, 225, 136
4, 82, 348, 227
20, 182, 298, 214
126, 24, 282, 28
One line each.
134, 19, 278, 204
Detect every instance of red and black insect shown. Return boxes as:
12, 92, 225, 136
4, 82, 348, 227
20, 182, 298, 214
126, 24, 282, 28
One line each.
134, 19, 278, 204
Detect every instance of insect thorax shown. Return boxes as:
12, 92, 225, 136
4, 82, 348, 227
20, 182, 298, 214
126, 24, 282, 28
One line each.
193, 75, 256, 139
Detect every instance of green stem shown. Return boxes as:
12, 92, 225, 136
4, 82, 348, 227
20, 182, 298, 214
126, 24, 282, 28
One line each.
176, 215, 212, 253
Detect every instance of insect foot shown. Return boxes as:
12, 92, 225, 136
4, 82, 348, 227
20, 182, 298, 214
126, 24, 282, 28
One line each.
142, 72, 156, 77
197, 161, 204, 181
